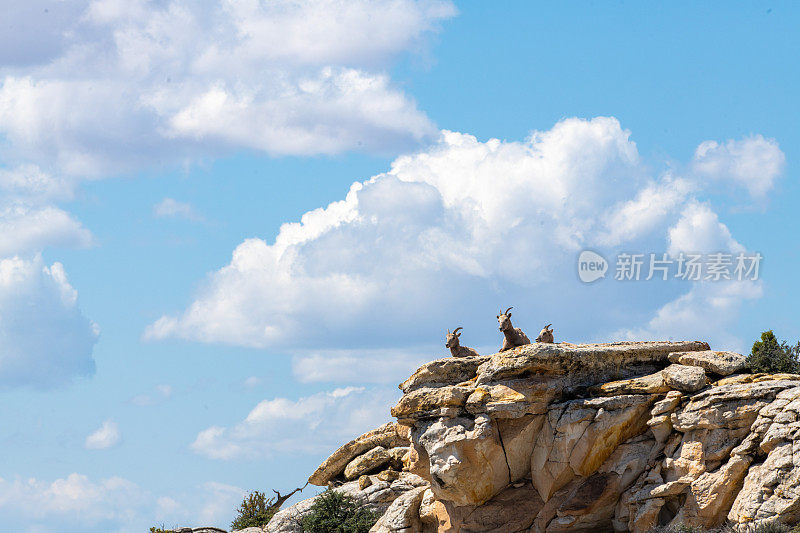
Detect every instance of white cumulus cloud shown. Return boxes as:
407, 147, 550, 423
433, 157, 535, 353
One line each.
667, 201, 745, 256
153, 198, 202, 221
0, 256, 98, 389
0, 166, 97, 390
615, 202, 760, 352
146, 118, 779, 352
192, 387, 397, 460
0, 205, 93, 257
0, 165, 92, 257
85, 420, 122, 449
692, 134, 785, 199
0, 473, 146, 533
0, 471, 247, 533
0, 0, 455, 176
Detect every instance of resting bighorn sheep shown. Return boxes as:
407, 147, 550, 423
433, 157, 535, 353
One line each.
536, 323, 554, 343
445, 327, 480, 358
497, 307, 531, 352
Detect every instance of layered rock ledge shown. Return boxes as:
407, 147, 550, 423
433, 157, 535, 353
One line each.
266, 340, 800, 533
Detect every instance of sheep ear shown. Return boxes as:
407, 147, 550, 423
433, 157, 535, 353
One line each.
508, 312, 512, 317
456, 332, 461, 337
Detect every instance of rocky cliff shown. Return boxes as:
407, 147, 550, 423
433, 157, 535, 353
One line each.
265, 341, 800, 533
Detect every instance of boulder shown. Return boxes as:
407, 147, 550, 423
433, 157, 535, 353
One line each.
413, 414, 510, 506
589, 370, 670, 396
386, 446, 409, 470
669, 350, 747, 376
308, 423, 407, 485
369, 486, 427, 532
662, 364, 708, 393
476, 341, 709, 385
344, 446, 391, 480
391, 384, 475, 423
400, 356, 490, 393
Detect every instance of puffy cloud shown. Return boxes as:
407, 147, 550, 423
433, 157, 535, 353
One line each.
0, 256, 98, 389
85, 420, 122, 450
0, 165, 91, 257
0, 472, 247, 533
597, 175, 695, 247
146, 118, 642, 347
242, 376, 262, 388
614, 280, 762, 354
667, 201, 745, 256
192, 387, 396, 460
0, 0, 454, 175
0, 473, 147, 533
0, 1, 87, 67
0, 205, 93, 257
0, 165, 75, 202
615, 203, 759, 352
0, 166, 97, 390
153, 198, 202, 221
147, 118, 782, 354
692, 134, 785, 199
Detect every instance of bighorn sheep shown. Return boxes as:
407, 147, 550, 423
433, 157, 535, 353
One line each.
536, 323, 554, 343
497, 307, 531, 352
445, 327, 480, 358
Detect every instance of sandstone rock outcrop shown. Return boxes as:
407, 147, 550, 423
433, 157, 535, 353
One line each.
270, 340, 800, 532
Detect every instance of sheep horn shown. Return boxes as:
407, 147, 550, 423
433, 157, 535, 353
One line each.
453, 327, 463, 334
505, 307, 513, 315
447, 329, 450, 334
545, 324, 552, 329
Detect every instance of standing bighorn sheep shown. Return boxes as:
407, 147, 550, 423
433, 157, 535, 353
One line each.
445, 327, 480, 358
497, 307, 531, 352
536, 323, 554, 343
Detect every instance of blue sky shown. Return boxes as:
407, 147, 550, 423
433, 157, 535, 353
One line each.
0, 1, 798, 531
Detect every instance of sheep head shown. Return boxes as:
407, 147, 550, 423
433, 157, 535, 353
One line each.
536, 323, 554, 343
445, 327, 463, 348
497, 307, 513, 331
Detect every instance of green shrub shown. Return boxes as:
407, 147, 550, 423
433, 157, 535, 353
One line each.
648, 526, 714, 533
746, 523, 791, 533
300, 490, 379, 533
231, 490, 279, 530
747, 330, 800, 374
